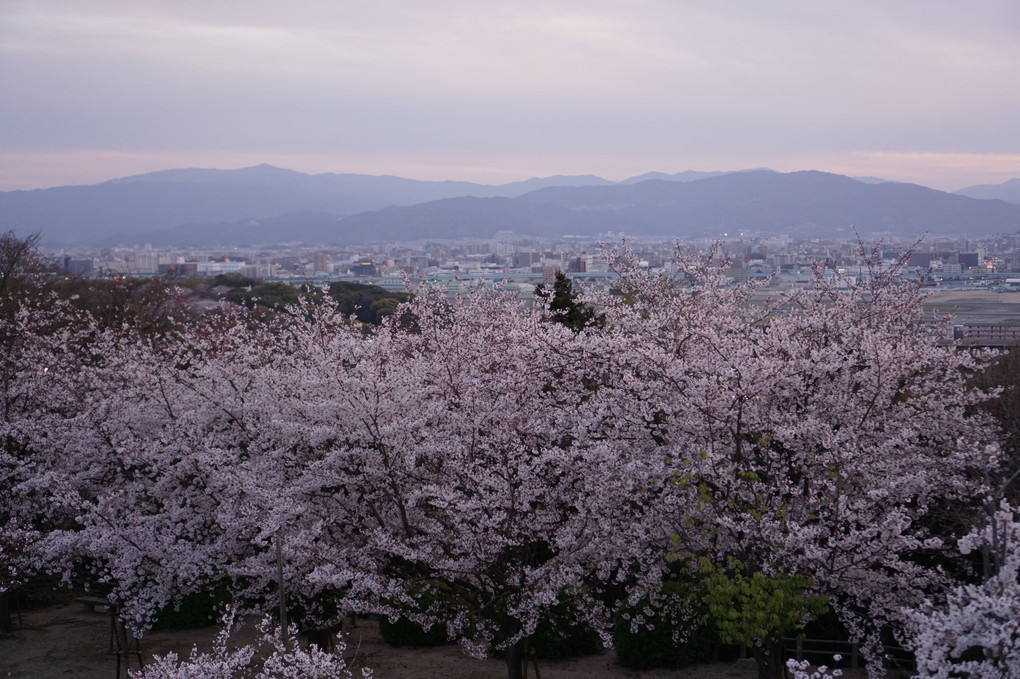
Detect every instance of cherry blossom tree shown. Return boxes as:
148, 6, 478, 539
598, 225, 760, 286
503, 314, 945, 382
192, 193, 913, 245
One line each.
251, 287, 657, 679
4, 289, 376, 635
7, 297, 295, 629
1, 282, 101, 628
583, 243, 997, 679
904, 502, 1020, 679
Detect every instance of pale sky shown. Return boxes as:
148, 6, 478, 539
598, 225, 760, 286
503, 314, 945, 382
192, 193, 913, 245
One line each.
2, 0, 1019, 192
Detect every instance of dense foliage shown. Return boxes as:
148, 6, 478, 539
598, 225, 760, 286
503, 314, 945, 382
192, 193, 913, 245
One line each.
327, 281, 409, 325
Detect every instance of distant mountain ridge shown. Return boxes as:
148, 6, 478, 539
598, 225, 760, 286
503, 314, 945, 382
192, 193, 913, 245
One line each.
329, 170, 1020, 246
956, 178, 1020, 204
1, 165, 619, 246
2, 165, 1019, 247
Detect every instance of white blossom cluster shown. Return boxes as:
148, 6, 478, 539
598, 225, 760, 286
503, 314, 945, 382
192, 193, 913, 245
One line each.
131, 607, 371, 679
905, 503, 1020, 679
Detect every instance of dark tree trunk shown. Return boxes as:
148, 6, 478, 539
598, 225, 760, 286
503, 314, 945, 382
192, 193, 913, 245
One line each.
751, 639, 787, 679
504, 641, 524, 679
0, 590, 12, 632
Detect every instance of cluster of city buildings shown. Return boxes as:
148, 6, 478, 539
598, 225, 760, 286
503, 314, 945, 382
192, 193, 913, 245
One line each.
46, 231, 1020, 347
50, 231, 1020, 289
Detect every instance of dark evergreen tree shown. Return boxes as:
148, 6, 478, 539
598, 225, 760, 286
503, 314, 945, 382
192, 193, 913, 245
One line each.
535, 271, 602, 332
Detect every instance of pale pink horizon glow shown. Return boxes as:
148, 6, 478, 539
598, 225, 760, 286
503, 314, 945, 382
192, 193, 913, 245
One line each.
1, 149, 1017, 194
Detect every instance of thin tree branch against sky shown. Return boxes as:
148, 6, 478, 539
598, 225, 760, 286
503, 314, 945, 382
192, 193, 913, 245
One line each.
1, 0, 1018, 191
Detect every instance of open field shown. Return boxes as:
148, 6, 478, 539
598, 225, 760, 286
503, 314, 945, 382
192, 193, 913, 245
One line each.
921, 289, 1020, 325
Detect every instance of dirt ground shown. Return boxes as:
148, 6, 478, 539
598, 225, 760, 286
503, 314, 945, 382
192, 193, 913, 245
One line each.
0, 601, 866, 679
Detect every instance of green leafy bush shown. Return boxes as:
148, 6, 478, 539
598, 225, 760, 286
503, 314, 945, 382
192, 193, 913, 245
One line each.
699, 558, 828, 649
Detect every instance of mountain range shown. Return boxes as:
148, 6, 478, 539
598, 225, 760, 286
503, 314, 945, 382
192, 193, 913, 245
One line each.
955, 178, 1020, 204
2, 165, 1019, 248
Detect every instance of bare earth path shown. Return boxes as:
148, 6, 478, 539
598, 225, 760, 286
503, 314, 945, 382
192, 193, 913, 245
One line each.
0, 602, 784, 679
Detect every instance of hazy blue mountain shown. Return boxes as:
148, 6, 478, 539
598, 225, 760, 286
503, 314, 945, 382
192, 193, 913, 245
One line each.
620, 170, 726, 184
0, 181, 331, 246
121, 170, 1020, 247
955, 178, 1020, 204
105, 164, 612, 196
515, 170, 1020, 239
331, 197, 613, 244
109, 199, 611, 247
104, 163, 595, 200
6, 166, 1020, 247
103, 164, 311, 186
1, 165, 611, 245
492, 174, 614, 194
106, 212, 346, 248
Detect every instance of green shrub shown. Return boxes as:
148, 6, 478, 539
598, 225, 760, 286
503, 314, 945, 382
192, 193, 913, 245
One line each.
699, 559, 828, 652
